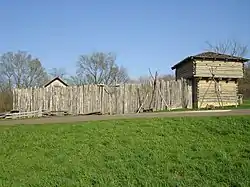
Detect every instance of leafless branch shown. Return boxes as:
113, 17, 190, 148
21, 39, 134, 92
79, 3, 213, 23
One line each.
0, 51, 48, 89
148, 68, 158, 109
49, 68, 67, 79
205, 39, 248, 57
76, 52, 129, 85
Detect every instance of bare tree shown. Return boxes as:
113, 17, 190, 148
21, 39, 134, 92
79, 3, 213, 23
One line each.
64, 75, 87, 86
76, 52, 129, 85
159, 74, 175, 81
239, 67, 250, 98
205, 39, 248, 57
130, 73, 175, 84
0, 51, 48, 89
0, 51, 48, 112
49, 68, 67, 79
137, 75, 151, 84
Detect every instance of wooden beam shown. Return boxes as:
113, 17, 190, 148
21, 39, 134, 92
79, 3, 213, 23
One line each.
196, 77, 202, 81
208, 77, 213, 80
97, 84, 105, 87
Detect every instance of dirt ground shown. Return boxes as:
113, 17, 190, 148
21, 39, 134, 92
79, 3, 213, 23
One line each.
0, 109, 250, 126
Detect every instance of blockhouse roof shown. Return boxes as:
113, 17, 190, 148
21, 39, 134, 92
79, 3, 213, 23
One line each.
171, 51, 249, 70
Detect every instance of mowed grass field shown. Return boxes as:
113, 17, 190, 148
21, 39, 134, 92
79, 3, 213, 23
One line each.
0, 116, 250, 187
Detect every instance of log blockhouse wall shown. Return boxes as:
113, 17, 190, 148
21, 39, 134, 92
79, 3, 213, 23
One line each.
175, 61, 193, 79
193, 59, 242, 108
13, 79, 192, 114
194, 60, 244, 78
173, 58, 244, 108
197, 79, 238, 108
172, 51, 247, 108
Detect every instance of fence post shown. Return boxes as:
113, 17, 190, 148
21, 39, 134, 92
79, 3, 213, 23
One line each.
38, 109, 43, 117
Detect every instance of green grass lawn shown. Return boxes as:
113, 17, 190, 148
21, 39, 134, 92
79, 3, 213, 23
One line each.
244, 99, 250, 104
225, 99, 250, 109
0, 116, 250, 187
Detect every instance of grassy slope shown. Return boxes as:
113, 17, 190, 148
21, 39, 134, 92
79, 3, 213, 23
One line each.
0, 116, 250, 187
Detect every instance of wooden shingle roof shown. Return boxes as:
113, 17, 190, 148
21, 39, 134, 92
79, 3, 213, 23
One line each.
44, 77, 68, 88
193, 52, 248, 61
171, 52, 249, 70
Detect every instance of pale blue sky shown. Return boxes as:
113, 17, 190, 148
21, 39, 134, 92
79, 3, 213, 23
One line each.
0, 0, 249, 78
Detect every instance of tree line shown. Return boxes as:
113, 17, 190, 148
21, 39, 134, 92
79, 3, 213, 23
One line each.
0, 39, 249, 112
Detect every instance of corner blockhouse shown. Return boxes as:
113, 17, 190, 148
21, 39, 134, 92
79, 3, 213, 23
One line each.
171, 52, 249, 108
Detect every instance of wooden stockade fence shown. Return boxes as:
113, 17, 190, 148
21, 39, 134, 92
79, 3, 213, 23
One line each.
13, 79, 192, 115
5, 110, 43, 119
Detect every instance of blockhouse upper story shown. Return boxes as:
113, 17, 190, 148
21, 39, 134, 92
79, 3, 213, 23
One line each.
171, 52, 249, 79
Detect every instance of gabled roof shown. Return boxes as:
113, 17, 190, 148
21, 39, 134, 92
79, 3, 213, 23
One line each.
171, 51, 249, 70
44, 77, 68, 88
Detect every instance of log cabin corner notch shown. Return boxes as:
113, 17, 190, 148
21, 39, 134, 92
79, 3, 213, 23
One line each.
171, 51, 249, 108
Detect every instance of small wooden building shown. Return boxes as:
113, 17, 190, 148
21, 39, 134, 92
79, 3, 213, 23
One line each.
171, 52, 249, 108
44, 77, 68, 88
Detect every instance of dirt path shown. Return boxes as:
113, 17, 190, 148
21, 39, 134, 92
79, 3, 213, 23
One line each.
0, 109, 250, 126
